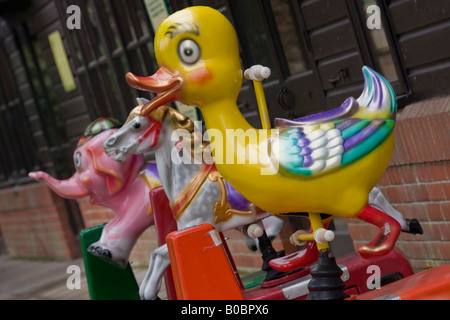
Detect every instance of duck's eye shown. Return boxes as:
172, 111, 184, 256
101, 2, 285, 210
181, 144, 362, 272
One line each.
178, 39, 201, 65
75, 152, 82, 170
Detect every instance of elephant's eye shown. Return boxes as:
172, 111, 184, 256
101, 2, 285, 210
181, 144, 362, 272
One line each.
75, 152, 82, 170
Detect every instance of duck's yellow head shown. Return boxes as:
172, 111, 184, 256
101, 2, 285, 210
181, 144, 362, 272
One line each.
126, 6, 243, 115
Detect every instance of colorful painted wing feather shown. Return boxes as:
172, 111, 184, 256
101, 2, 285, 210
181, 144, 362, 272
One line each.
270, 118, 394, 177
270, 66, 396, 177
274, 97, 359, 127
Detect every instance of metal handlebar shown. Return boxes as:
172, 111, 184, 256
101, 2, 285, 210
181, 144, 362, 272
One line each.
244, 65, 272, 129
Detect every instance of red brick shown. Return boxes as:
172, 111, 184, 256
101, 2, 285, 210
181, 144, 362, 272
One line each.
354, 223, 377, 242
414, 165, 433, 182
0, 182, 80, 261
415, 117, 431, 162
407, 242, 427, 259
442, 181, 450, 200
428, 116, 444, 161
411, 183, 429, 201
392, 122, 407, 165
400, 121, 418, 164
430, 223, 444, 241
422, 242, 439, 259
427, 203, 444, 221
426, 182, 445, 201
381, 185, 399, 203
408, 259, 429, 272
438, 242, 450, 260
430, 115, 448, 161
398, 166, 416, 184
409, 118, 424, 162
410, 203, 429, 220
423, 117, 438, 161
429, 162, 448, 181
387, 167, 403, 185
394, 241, 410, 256
439, 222, 450, 242
444, 162, 450, 180
434, 114, 450, 160
391, 129, 406, 165
419, 222, 438, 241
441, 202, 450, 220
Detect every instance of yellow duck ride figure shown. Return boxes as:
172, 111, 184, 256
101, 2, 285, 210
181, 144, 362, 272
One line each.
125, 6, 401, 274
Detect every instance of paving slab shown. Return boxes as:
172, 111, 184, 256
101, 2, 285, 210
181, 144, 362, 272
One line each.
0, 255, 153, 300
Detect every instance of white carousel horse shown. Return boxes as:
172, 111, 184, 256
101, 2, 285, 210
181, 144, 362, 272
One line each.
104, 100, 285, 299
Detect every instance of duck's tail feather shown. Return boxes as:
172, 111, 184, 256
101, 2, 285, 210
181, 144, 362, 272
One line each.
355, 66, 397, 120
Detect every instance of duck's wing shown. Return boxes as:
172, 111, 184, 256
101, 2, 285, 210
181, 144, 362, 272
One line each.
274, 66, 396, 128
274, 97, 359, 127
270, 117, 394, 177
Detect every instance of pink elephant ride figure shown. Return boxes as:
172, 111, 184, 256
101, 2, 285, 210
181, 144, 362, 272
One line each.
29, 118, 161, 268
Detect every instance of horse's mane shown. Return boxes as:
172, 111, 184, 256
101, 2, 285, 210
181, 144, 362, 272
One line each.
165, 107, 210, 160
126, 104, 209, 159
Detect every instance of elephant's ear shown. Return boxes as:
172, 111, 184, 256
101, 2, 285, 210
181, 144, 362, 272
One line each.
104, 170, 123, 195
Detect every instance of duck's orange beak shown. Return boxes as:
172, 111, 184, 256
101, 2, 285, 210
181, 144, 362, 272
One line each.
125, 67, 183, 116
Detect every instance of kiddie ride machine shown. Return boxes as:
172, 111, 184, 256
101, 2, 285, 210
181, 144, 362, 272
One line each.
80, 185, 450, 301
149, 188, 416, 300
119, 6, 450, 300
37, 6, 450, 300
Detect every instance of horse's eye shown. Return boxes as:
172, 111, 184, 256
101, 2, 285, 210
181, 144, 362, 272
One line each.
133, 121, 141, 129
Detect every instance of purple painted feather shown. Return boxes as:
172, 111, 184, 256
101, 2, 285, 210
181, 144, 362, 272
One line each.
225, 181, 251, 211
343, 120, 384, 151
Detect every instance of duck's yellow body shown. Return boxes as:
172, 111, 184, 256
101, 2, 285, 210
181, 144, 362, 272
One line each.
125, 5, 404, 261
127, 6, 397, 219
201, 99, 395, 217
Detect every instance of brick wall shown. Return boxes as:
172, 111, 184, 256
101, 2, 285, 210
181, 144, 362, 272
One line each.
0, 182, 80, 260
0, 182, 162, 266
348, 96, 450, 272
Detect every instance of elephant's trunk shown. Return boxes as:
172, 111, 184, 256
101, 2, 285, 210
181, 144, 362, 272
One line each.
29, 171, 90, 199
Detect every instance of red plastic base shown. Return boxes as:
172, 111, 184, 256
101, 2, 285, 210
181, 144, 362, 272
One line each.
354, 264, 450, 300
244, 249, 413, 300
